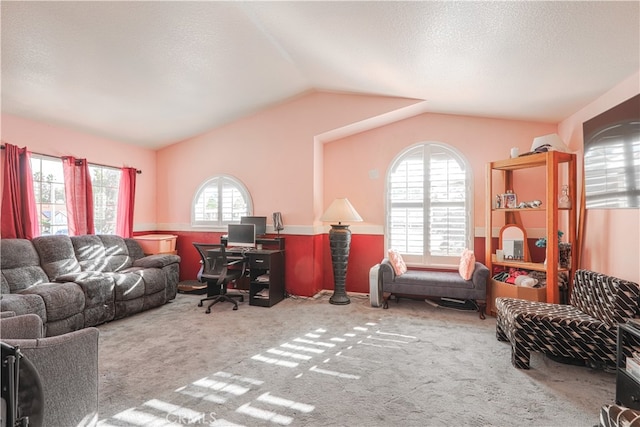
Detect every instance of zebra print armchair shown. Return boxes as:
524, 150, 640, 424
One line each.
495, 269, 640, 369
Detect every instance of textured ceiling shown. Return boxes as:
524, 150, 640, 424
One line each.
2, 1, 639, 149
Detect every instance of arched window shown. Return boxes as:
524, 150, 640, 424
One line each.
386, 142, 473, 267
192, 175, 253, 228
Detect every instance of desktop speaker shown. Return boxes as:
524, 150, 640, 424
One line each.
272, 212, 284, 235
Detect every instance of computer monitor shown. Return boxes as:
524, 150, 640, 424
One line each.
227, 223, 256, 248
241, 216, 267, 236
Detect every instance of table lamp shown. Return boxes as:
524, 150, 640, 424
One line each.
320, 198, 363, 305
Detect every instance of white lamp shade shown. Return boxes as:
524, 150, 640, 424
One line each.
531, 133, 570, 153
320, 198, 363, 224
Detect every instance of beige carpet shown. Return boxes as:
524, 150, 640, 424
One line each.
96, 291, 614, 426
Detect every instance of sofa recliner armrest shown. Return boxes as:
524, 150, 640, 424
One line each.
133, 253, 181, 269
0, 313, 44, 339
2, 326, 99, 426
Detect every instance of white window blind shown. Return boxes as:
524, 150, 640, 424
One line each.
584, 122, 640, 208
387, 143, 472, 266
192, 175, 252, 227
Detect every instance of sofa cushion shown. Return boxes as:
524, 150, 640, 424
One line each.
71, 235, 135, 273
388, 249, 407, 276
459, 249, 476, 281
56, 272, 116, 327
1, 239, 50, 292
98, 235, 135, 271
71, 235, 108, 271
32, 236, 81, 280
20, 282, 85, 323
106, 271, 146, 301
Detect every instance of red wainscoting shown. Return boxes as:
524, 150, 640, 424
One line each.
147, 231, 387, 298
321, 233, 385, 295
139, 231, 524, 298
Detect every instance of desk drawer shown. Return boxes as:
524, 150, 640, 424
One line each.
248, 253, 270, 269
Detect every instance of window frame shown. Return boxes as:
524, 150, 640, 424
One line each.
191, 174, 253, 230
89, 164, 121, 234
30, 154, 122, 236
385, 141, 473, 268
30, 154, 68, 236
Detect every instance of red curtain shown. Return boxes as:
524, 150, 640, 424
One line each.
1, 143, 39, 239
116, 167, 137, 238
62, 156, 94, 236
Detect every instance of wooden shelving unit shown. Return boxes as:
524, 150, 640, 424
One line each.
485, 151, 577, 305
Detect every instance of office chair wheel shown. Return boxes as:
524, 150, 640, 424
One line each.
198, 301, 203, 307
205, 308, 211, 314
233, 306, 238, 310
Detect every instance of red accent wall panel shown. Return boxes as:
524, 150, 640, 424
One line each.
150, 231, 496, 298
321, 234, 385, 295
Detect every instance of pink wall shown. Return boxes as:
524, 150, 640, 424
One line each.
1, 113, 158, 230
3, 72, 638, 294
323, 112, 557, 237
155, 91, 420, 229
558, 71, 640, 283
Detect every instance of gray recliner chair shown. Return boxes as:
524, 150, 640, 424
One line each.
0, 313, 99, 426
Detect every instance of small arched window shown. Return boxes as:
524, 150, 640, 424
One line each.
192, 175, 253, 228
386, 142, 473, 267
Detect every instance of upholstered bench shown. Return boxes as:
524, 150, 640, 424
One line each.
496, 269, 640, 369
371, 249, 489, 319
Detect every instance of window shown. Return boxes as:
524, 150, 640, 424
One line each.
583, 94, 640, 208
584, 121, 640, 208
386, 142, 472, 267
192, 175, 253, 228
30, 155, 121, 235
90, 165, 121, 234
31, 155, 67, 235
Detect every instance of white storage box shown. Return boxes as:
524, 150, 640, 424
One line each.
133, 234, 177, 255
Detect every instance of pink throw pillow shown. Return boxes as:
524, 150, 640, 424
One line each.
459, 249, 476, 280
388, 249, 407, 276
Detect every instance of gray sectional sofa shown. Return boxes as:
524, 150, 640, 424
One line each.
0, 234, 180, 336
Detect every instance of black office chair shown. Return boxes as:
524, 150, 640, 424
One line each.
193, 243, 245, 313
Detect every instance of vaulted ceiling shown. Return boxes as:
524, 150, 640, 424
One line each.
2, 1, 639, 149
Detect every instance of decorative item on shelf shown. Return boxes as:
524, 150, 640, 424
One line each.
558, 185, 571, 209
501, 191, 517, 209
535, 230, 564, 249
510, 147, 520, 158
500, 224, 528, 261
559, 243, 571, 269
536, 230, 569, 267
320, 198, 363, 305
495, 195, 502, 209
517, 200, 542, 209
529, 133, 571, 154
272, 212, 284, 236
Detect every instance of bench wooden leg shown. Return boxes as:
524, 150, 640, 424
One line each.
382, 292, 392, 309
477, 300, 486, 320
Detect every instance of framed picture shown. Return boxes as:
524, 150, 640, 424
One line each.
501, 192, 517, 209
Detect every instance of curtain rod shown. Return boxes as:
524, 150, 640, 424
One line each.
1, 144, 142, 174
